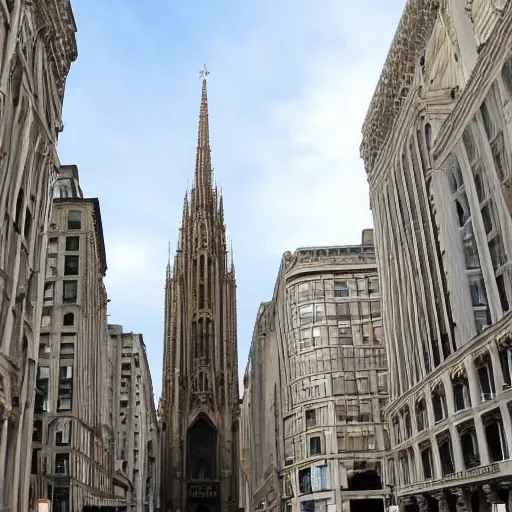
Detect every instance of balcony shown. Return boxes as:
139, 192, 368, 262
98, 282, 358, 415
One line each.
397, 462, 506, 497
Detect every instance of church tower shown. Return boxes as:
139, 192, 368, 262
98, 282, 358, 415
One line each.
160, 69, 240, 512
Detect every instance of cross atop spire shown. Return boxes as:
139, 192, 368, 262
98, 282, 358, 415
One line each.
198, 64, 210, 79
194, 67, 213, 206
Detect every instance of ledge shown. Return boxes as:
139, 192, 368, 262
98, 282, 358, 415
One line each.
397, 461, 509, 496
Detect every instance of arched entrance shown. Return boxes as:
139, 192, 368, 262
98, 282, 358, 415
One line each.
186, 417, 220, 512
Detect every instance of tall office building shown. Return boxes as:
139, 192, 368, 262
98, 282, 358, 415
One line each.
0, 3, 76, 511
240, 231, 389, 512
361, 1, 512, 510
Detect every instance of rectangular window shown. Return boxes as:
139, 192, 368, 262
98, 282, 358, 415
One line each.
338, 326, 353, 345
58, 366, 73, 411
35, 366, 49, 413
33, 420, 43, 443
370, 301, 381, 319
334, 280, 349, 297
306, 409, 316, 428
48, 237, 58, 254
373, 325, 383, 344
60, 342, 75, 359
336, 302, 350, 322
300, 329, 312, 351
314, 304, 324, 322
68, 210, 81, 230
65, 236, 79, 251
309, 436, 322, 455
356, 278, 367, 296
64, 255, 79, 276
44, 282, 55, 305
368, 277, 379, 296
55, 453, 69, 474
312, 327, 322, 347
41, 307, 52, 327
63, 280, 77, 303
299, 305, 313, 325
359, 302, 370, 319
299, 468, 312, 494
55, 420, 72, 446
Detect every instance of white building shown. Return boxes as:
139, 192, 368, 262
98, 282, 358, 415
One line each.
361, 1, 512, 510
241, 231, 390, 512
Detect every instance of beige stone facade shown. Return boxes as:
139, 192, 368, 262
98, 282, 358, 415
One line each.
361, 1, 512, 510
109, 326, 160, 512
0, 3, 76, 511
30, 166, 122, 511
159, 78, 240, 512
240, 231, 390, 512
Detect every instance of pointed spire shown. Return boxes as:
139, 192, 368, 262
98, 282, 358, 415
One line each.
194, 74, 213, 203
166, 241, 172, 280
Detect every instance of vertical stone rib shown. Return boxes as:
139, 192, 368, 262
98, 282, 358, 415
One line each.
194, 79, 212, 208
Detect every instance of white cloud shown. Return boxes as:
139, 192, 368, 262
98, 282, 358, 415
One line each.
61, 0, 406, 399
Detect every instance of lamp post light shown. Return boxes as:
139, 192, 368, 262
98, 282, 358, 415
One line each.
386, 484, 399, 512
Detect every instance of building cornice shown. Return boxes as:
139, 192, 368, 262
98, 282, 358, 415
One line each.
34, 0, 77, 99
360, 0, 440, 173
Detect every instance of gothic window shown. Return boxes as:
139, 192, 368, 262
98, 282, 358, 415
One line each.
432, 384, 447, 423
188, 418, 217, 480
446, 154, 491, 332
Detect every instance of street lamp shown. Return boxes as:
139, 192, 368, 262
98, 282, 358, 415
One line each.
386, 484, 399, 512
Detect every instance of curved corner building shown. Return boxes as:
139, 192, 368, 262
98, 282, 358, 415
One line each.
361, 1, 512, 510
240, 231, 390, 512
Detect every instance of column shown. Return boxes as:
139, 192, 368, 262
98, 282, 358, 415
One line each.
0, 414, 9, 509
449, 425, 465, 472
432, 491, 448, 512
473, 414, 490, 466
482, 483, 498, 505
489, 342, 504, 394
415, 495, 429, 512
442, 373, 455, 416
412, 443, 423, 481
465, 354, 481, 407
452, 488, 470, 512
431, 434, 442, 479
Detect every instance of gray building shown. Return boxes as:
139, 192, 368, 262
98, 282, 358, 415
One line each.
109, 327, 160, 512
0, 3, 76, 511
240, 231, 389, 512
31, 166, 121, 512
361, 0, 512, 510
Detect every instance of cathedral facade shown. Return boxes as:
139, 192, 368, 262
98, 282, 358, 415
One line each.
159, 75, 240, 512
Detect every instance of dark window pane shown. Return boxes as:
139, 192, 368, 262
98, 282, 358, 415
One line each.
65, 236, 79, 251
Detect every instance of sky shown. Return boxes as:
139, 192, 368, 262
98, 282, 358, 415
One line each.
59, 0, 407, 402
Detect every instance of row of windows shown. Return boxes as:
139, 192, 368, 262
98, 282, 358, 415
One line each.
288, 277, 379, 303
35, 365, 73, 413
295, 301, 382, 326
391, 347, 512, 446
391, 403, 511, 487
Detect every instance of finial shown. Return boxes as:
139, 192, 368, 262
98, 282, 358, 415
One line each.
199, 64, 210, 79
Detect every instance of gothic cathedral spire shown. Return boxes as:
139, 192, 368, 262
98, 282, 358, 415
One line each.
160, 71, 240, 512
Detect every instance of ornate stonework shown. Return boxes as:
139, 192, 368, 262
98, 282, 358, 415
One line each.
159, 78, 239, 512
360, 0, 440, 170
